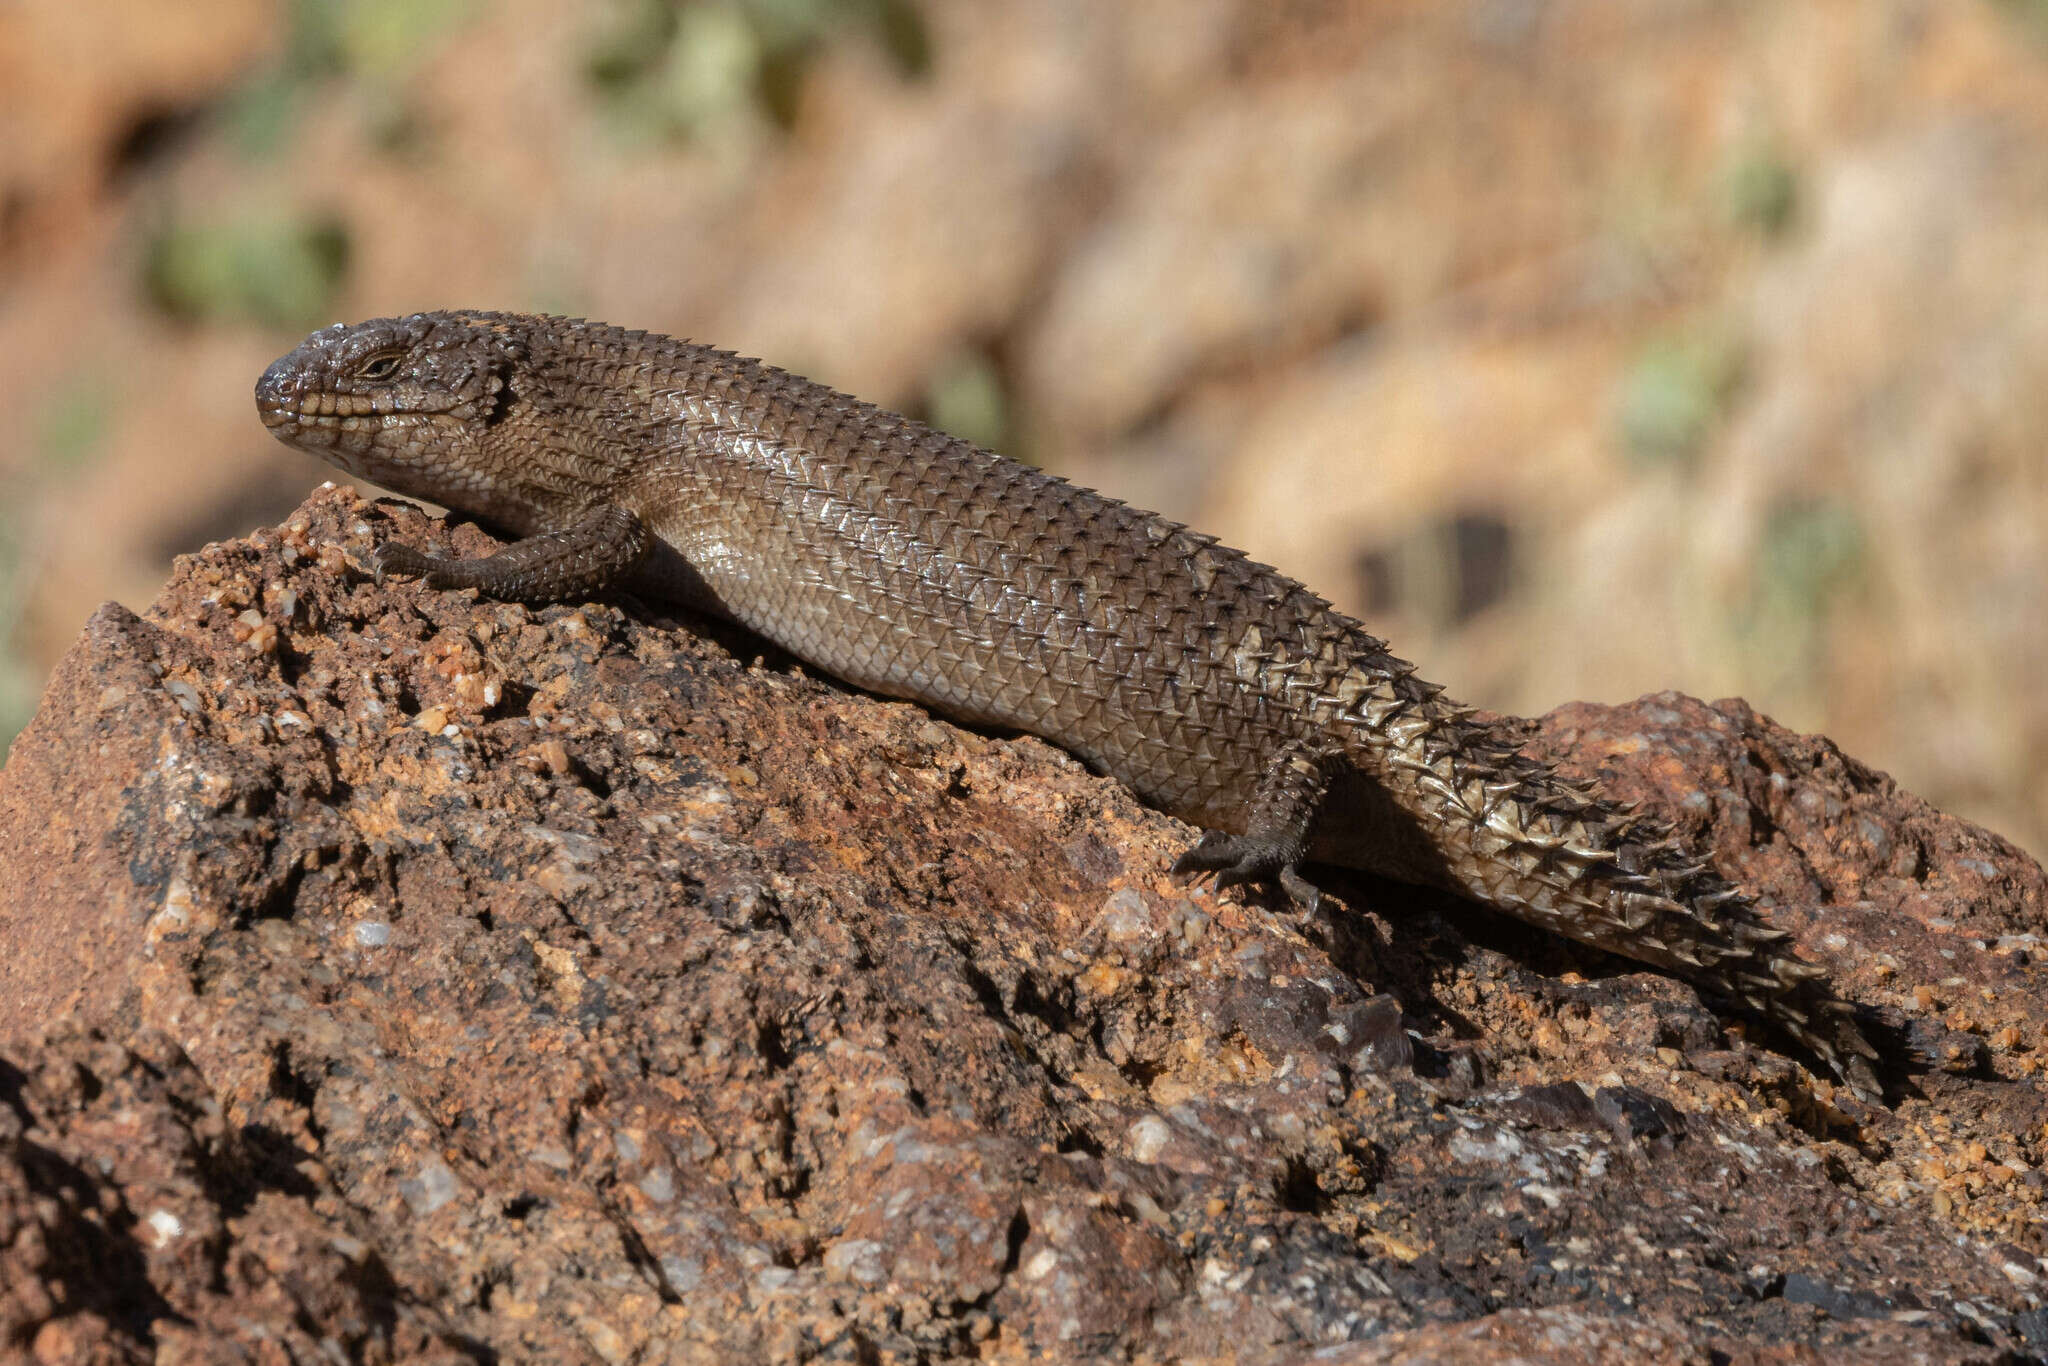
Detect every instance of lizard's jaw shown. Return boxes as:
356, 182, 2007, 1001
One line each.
256, 359, 410, 479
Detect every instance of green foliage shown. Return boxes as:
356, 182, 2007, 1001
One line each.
1723, 139, 1799, 238
1993, 0, 2048, 46
662, 4, 764, 137
35, 378, 113, 472
1757, 497, 1867, 619
924, 348, 1011, 455
225, 0, 469, 157
587, 0, 683, 96
3, 373, 124, 763
333, 0, 472, 79
1732, 495, 1869, 685
1616, 330, 1746, 470
586, 0, 929, 140
144, 216, 351, 327
0, 667, 29, 770
1, 368, 132, 763
223, 71, 305, 159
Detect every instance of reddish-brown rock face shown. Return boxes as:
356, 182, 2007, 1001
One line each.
2, 487, 2045, 1362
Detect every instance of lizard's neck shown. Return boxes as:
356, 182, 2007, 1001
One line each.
455, 398, 640, 537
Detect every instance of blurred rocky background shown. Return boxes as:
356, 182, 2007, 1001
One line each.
1, 0, 2044, 858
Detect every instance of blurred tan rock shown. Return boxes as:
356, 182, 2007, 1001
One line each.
0, 0, 274, 232
2, 0, 2046, 869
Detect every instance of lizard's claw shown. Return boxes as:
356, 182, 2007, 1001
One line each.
1172, 833, 1322, 915
372, 541, 434, 585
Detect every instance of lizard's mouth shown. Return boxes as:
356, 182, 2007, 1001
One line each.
254, 355, 400, 442
255, 374, 427, 451
259, 404, 421, 438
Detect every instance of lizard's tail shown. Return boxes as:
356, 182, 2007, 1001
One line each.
1377, 719, 1880, 1097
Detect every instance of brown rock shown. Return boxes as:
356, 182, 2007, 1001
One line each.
0, 1024, 471, 1363
1, 487, 2046, 1361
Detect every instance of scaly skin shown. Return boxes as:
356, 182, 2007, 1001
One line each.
256, 311, 1879, 1093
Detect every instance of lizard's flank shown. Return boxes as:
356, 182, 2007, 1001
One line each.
257, 310, 1880, 1095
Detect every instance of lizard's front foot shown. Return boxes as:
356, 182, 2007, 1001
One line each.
368, 504, 653, 602
1172, 832, 1323, 915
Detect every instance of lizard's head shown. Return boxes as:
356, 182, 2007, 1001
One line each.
256, 312, 525, 496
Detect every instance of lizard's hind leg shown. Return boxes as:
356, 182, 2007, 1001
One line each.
1171, 743, 1331, 913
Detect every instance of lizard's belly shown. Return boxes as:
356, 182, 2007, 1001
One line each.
647, 501, 1295, 835
672, 550, 1260, 831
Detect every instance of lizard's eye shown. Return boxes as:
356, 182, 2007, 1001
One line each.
356, 352, 403, 382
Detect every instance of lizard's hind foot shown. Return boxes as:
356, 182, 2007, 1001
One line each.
1172, 833, 1323, 915
372, 541, 437, 584
1172, 743, 1332, 915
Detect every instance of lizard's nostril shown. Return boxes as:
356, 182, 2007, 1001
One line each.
255, 356, 300, 425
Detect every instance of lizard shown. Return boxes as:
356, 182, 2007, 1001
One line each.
255, 310, 1880, 1097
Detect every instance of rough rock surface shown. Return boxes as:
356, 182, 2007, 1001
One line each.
2, 486, 2047, 1363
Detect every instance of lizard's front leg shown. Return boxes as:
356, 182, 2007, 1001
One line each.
1171, 742, 1332, 913
375, 502, 652, 603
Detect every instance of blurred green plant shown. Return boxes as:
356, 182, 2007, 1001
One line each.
1733, 496, 1869, 691
0, 494, 28, 769
587, 0, 929, 141
4, 373, 122, 764
226, 0, 470, 158
336, 0, 472, 77
0, 696, 23, 768
923, 347, 1012, 456
1722, 138, 1799, 238
35, 378, 114, 473
0, 666, 30, 769
1756, 496, 1867, 620
144, 215, 351, 327
1993, 0, 2048, 46
1616, 329, 1747, 470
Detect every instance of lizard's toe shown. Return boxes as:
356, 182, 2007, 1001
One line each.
1279, 865, 1323, 916
1169, 831, 1239, 877
1172, 833, 1322, 914
373, 541, 435, 584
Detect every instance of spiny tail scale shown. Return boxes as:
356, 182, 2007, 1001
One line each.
1323, 650, 1878, 1094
